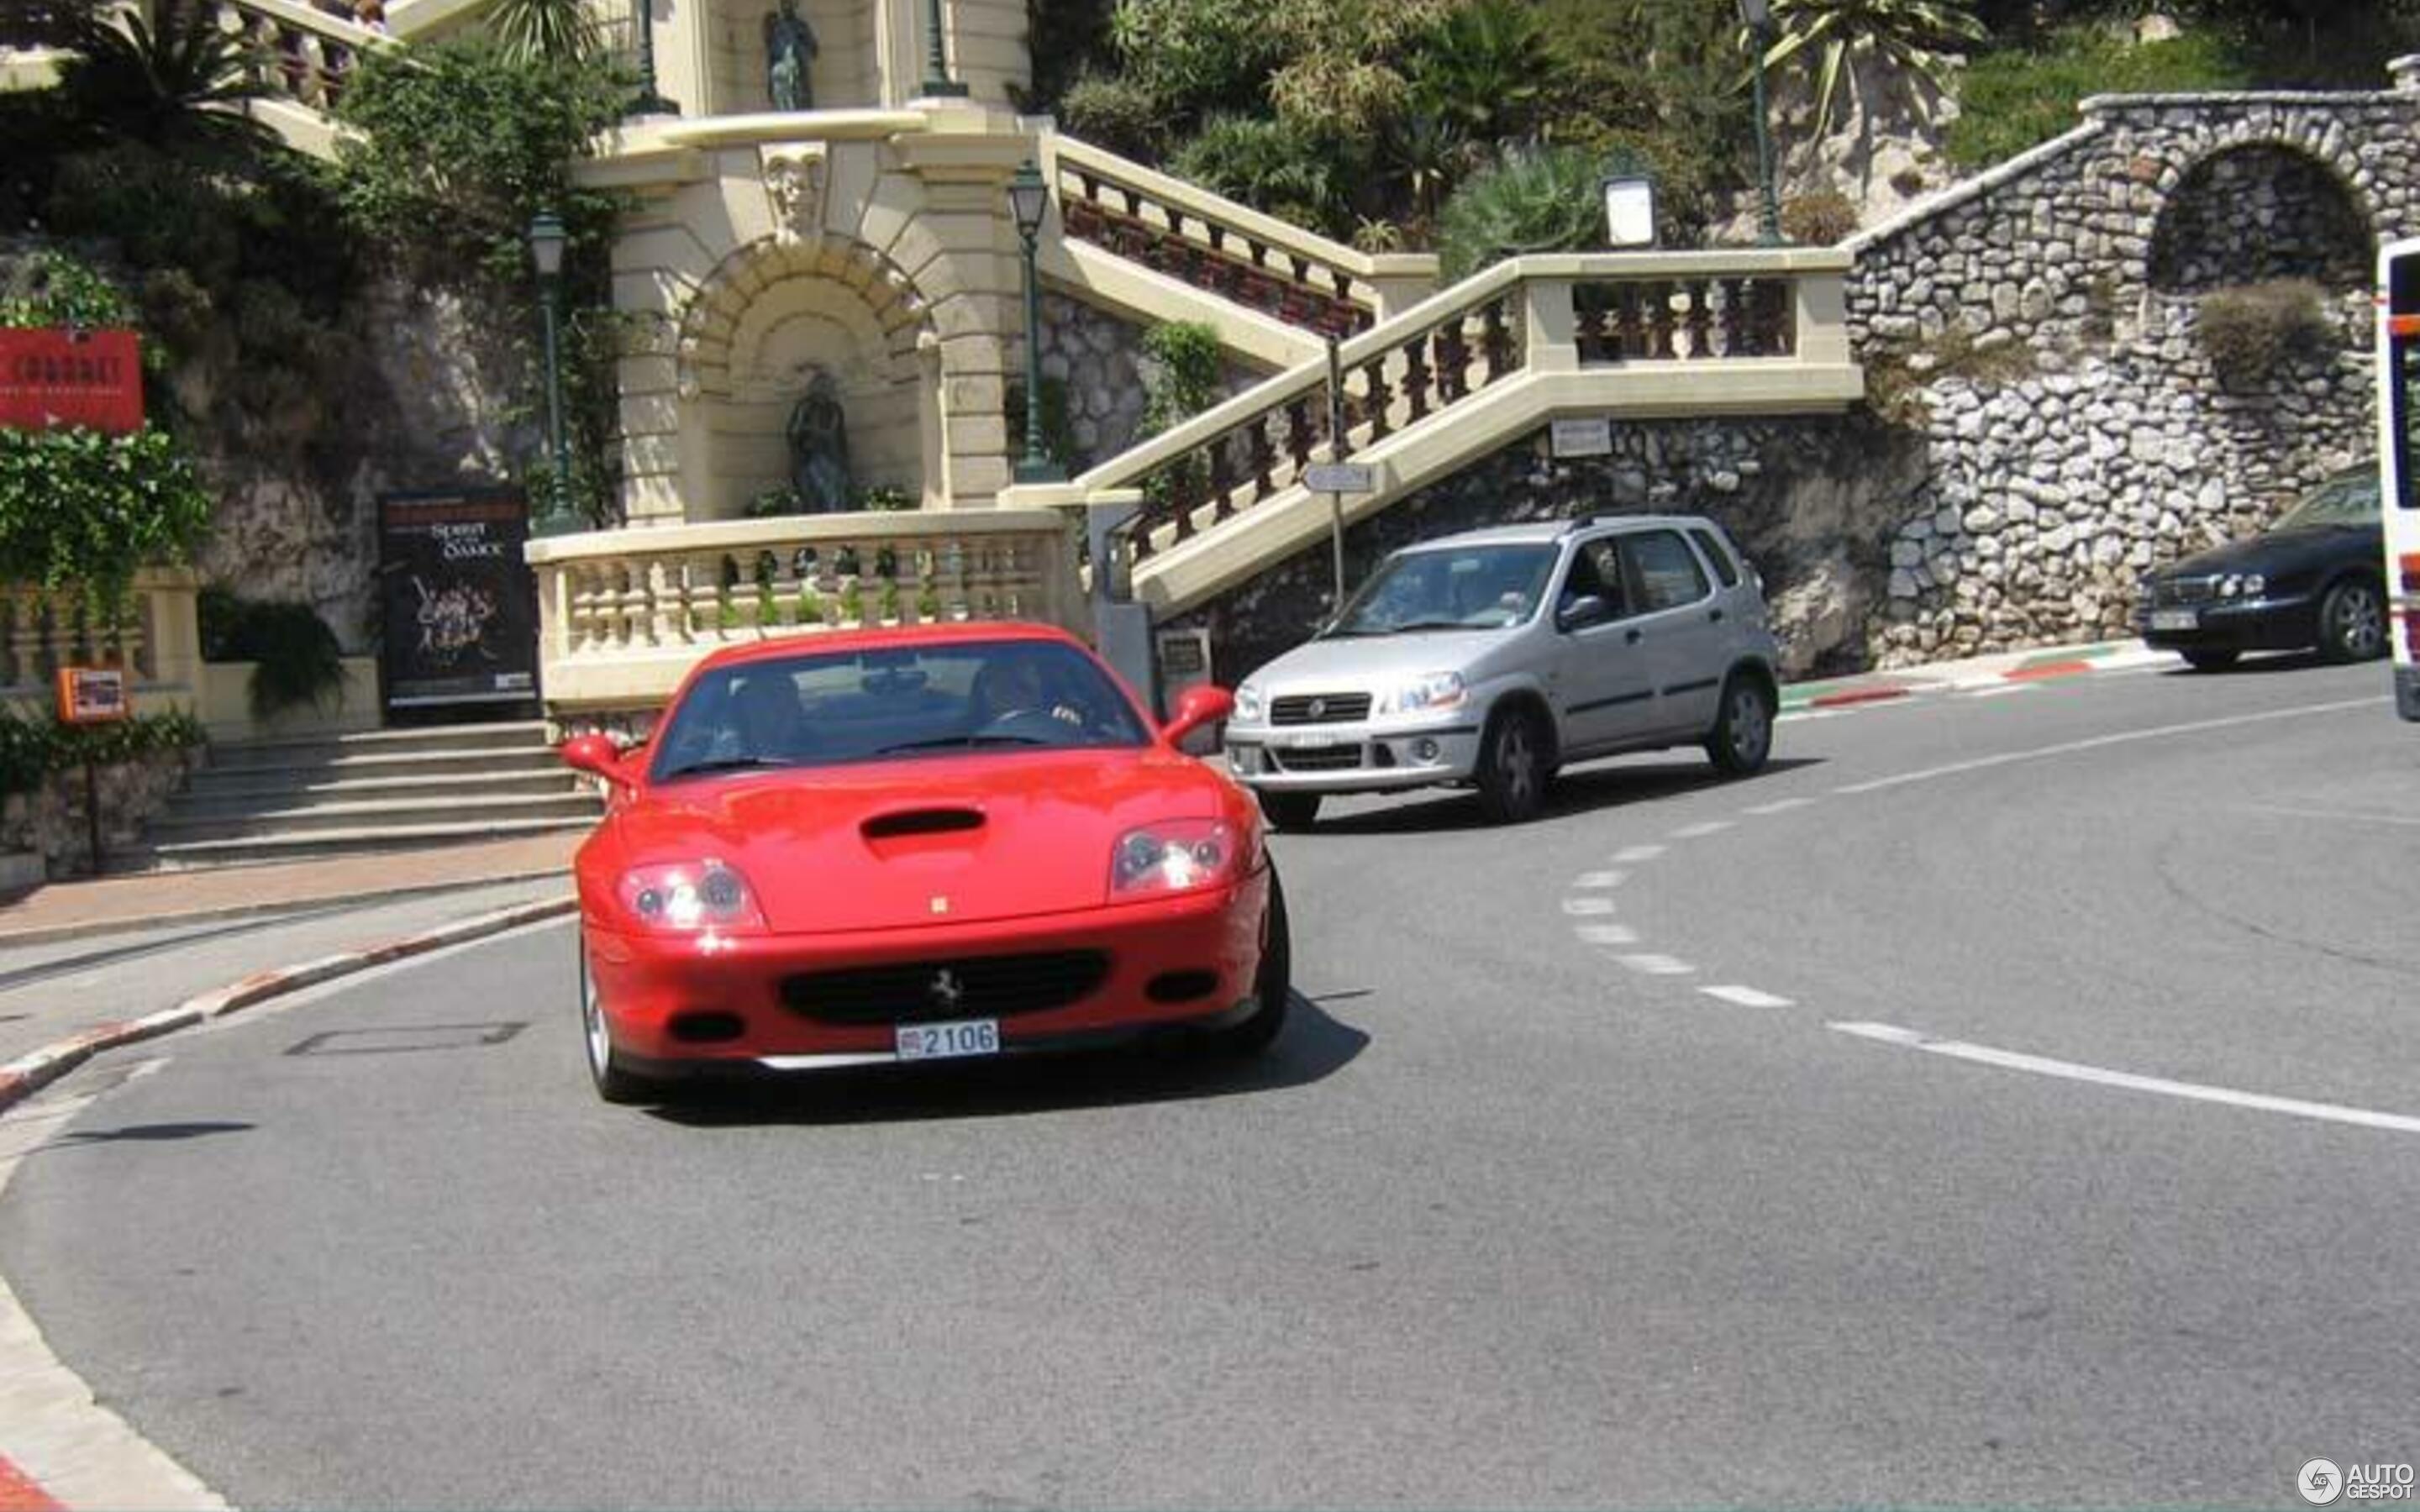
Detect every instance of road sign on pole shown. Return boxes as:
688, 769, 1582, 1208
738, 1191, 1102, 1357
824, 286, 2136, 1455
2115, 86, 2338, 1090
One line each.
1303, 463, 1376, 494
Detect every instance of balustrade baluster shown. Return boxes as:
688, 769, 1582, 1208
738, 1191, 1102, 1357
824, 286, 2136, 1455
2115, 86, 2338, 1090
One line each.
1247, 416, 1276, 501
1167, 457, 1202, 541
1361, 359, 1392, 442
1576, 287, 1610, 363
1207, 436, 1236, 522
1434, 320, 1469, 403
1402, 336, 1432, 421
297, 33, 328, 105
1481, 300, 1512, 383
814, 547, 844, 627
1285, 396, 1316, 474
1708, 279, 1739, 358
1679, 282, 1711, 360
1648, 283, 1676, 359
1119, 187, 1141, 218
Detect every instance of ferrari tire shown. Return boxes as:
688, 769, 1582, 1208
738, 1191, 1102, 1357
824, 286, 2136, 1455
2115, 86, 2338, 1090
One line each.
1215, 869, 1291, 1058
1256, 790, 1322, 832
2317, 578, 2387, 664
581, 937, 658, 1105
1474, 706, 1549, 825
2181, 648, 2240, 672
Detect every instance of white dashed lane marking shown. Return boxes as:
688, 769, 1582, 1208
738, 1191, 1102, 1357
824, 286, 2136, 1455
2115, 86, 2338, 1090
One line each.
1575, 924, 1639, 946
1669, 822, 1732, 839
1616, 954, 1695, 976
1699, 985, 1795, 1009
1741, 798, 1812, 816
1611, 844, 1665, 863
1573, 870, 1628, 889
1560, 896, 1617, 916
1831, 1021, 2420, 1137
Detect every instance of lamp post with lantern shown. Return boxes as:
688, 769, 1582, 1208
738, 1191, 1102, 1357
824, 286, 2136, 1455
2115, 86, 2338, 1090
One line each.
528, 210, 579, 536
1738, 0, 1783, 245
1006, 160, 1063, 485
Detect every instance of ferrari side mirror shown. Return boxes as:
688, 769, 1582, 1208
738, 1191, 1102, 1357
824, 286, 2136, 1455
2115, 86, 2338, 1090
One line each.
1163, 685, 1235, 747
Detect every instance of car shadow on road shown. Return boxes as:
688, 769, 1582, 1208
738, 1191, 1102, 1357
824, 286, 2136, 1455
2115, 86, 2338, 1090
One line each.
1300, 755, 1826, 837
640, 991, 1370, 1128
2152, 650, 2336, 677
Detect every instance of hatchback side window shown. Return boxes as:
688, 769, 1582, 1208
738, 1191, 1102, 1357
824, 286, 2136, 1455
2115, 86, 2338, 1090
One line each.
1687, 527, 1742, 588
1623, 529, 1712, 613
1557, 539, 1628, 624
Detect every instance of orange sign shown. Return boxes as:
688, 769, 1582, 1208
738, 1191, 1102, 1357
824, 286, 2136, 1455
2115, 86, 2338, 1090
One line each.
0, 328, 144, 433
55, 666, 129, 725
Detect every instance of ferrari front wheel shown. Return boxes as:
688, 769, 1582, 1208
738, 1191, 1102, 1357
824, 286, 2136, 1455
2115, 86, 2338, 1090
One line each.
1214, 869, 1292, 1058
581, 934, 658, 1105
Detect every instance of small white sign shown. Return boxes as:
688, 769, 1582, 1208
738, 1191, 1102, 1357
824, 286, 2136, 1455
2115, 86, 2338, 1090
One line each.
1550, 417, 1612, 457
1304, 463, 1376, 494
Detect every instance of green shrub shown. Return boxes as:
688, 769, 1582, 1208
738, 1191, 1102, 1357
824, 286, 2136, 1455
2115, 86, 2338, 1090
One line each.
0, 706, 205, 799
1436, 144, 1606, 281
198, 590, 347, 719
1781, 188, 1859, 245
0, 427, 213, 607
1139, 321, 1225, 507
2195, 279, 2336, 389
1946, 26, 2249, 169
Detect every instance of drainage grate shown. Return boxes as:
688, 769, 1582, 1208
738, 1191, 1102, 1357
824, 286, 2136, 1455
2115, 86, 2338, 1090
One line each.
285, 1022, 528, 1057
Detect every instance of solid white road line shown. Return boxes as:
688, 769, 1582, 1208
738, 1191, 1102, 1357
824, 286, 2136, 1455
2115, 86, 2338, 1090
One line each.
1776, 711, 1838, 723
1829, 1021, 2420, 1137
1670, 821, 1733, 839
1574, 923, 1639, 947
1832, 697, 2378, 796
1741, 799, 1812, 816
2233, 802, 2420, 828
1612, 844, 1666, 863
1560, 896, 1617, 916
1960, 684, 2037, 700
1573, 869, 1628, 888
1700, 985, 1796, 1008
1616, 954, 1695, 975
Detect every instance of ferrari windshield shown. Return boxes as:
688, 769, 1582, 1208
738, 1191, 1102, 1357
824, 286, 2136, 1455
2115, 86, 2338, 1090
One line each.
2274, 470, 2380, 530
650, 640, 1150, 780
1326, 543, 1559, 636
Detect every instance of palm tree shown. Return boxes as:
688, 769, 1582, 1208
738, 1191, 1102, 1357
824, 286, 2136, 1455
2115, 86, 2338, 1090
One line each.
484, 0, 593, 64
55, 0, 277, 153
1756, 0, 1987, 139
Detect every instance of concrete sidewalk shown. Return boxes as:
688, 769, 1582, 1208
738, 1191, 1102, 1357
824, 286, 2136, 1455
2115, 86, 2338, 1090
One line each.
1777, 637, 2179, 711
0, 831, 581, 948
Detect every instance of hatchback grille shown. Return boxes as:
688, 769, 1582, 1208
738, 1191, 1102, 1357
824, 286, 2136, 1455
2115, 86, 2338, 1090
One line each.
2153, 576, 2217, 606
1270, 693, 1372, 725
781, 951, 1110, 1025
1270, 745, 1364, 772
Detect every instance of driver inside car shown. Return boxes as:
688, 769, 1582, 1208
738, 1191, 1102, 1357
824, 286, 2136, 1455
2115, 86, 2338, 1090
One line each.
971, 651, 1088, 732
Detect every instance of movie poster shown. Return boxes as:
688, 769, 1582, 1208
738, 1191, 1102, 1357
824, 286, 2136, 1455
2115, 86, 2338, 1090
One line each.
377, 489, 539, 711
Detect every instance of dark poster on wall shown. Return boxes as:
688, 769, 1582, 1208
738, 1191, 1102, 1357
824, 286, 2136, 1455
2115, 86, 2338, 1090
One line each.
377, 488, 539, 712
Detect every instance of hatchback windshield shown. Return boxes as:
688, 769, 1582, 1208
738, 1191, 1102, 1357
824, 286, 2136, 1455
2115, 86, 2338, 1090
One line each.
2275, 471, 2380, 529
650, 640, 1150, 780
1326, 543, 1559, 635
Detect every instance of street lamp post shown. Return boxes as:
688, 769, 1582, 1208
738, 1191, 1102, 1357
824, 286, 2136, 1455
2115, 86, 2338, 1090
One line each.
920, 0, 966, 97
1738, 0, 1782, 245
628, 0, 679, 116
529, 211, 580, 537
1007, 160, 1063, 486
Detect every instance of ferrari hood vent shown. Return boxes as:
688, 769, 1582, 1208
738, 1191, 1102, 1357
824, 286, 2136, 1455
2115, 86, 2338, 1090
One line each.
860, 806, 986, 840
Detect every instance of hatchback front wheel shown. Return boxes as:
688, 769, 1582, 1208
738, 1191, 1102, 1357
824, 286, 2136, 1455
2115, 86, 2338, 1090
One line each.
1706, 675, 1776, 776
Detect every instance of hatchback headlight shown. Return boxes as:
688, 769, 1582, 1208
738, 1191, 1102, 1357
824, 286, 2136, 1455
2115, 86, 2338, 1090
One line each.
1379, 671, 1467, 715
1234, 681, 1264, 722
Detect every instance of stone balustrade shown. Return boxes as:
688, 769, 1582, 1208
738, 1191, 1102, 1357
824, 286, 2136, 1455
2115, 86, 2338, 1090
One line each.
0, 570, 203, 715
523, 510, 1086, 715
1004, 250, 1856, 599
204, 0, 392, 113
1043, 135, 1439, 341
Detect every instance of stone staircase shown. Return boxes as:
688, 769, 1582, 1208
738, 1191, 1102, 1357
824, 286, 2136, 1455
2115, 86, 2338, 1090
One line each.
120, 721, 598, 871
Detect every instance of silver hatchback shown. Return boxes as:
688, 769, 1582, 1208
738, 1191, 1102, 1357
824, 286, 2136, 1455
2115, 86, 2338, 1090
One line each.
1223, 515, 1782, 827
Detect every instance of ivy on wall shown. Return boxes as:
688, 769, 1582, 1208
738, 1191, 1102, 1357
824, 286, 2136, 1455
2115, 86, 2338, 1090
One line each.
0, 706, 206, 799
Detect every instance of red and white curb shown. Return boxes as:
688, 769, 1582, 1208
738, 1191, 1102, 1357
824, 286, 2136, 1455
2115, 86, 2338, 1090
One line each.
1780, 643, 2185, 721
0, 895, 577, 1119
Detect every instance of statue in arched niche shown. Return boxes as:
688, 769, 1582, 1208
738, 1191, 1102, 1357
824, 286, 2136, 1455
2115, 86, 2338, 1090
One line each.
765, 0, 817, 111
786, 371, 852, 513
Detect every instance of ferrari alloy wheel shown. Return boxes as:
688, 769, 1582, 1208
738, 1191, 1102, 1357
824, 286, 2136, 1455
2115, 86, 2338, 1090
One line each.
1256, 790, 1322, 832
581, 936, 655, 1105
1215, 869, 1292, 1058
1475, 706, 1548, 825
2318, 579, 2386, 664
1706, 674, 1776, 776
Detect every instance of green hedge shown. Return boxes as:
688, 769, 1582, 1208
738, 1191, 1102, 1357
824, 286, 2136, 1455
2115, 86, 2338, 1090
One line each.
0, 706, 205, 799
1946, 28, 2250, 170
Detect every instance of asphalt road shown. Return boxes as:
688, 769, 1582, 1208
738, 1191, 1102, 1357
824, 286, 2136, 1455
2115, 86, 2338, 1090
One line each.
4, 656, 2415, 1509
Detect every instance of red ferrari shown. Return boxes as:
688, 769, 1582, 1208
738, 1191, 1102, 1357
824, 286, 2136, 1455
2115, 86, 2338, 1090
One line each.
559, 622, 1287, 1104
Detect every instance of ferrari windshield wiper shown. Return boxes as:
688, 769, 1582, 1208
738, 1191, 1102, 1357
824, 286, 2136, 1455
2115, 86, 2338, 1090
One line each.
656, 755, 797, 780
876, 734, 1051, 754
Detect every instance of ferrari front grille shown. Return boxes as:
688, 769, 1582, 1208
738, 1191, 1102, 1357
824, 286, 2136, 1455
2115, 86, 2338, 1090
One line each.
781, 950, 1111, 1025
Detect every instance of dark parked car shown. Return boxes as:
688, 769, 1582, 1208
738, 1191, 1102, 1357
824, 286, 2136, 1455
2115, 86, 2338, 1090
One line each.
2138, 468, 2388, 670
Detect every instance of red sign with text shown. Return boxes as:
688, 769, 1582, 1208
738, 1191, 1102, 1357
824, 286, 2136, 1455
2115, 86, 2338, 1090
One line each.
0, 328, 144, 433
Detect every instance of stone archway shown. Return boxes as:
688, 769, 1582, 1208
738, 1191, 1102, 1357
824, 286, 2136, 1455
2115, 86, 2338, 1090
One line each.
676, 234, 943, 517
2146, 141, 2375, 295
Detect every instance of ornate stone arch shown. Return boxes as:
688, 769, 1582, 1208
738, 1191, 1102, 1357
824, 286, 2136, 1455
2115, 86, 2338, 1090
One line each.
2142, 121, 2376, 296
674, 233, 936, 402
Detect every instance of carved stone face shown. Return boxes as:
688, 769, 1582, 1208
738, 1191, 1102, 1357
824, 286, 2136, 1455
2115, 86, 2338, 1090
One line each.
761, 144, 829, 244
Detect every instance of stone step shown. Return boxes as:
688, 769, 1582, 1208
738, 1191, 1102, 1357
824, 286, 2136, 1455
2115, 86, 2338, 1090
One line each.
176, 766, 584, 810
207, 720, 553, 770
192, 743, 569, 784
149, 790, 600, 843
123, 816, 597, 871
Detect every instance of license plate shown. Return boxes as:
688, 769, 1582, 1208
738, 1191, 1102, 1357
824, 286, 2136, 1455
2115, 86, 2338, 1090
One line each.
896, 1019, 1000, 1061
2151, 608, 2198, 631
1276, 732, 1342, 749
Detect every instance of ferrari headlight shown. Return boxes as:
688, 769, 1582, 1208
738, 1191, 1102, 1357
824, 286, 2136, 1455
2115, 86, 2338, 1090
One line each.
1234, 681, 1265, 722
1111, 820, 1243, 897
1380, 671, 1467, 715
618, 860, 766, 933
